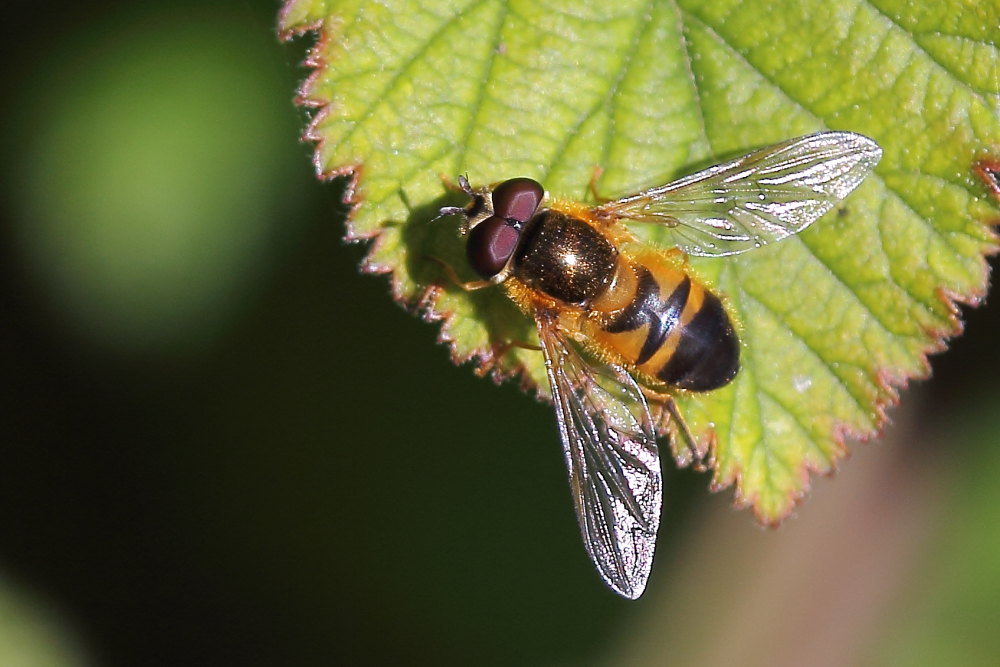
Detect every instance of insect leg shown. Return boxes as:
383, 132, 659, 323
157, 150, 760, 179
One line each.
475, 340, 542, 378
664, 396, 708, 471
422, 255, 492, 291
588, 165, 611, 204
643, 390, 708, 471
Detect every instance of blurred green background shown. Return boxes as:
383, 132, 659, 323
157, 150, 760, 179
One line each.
1, 1, 999, 665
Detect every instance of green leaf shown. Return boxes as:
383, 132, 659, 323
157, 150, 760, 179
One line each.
279, 0, 1000, 522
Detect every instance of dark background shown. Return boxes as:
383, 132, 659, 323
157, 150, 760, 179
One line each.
1, 2, 999, 665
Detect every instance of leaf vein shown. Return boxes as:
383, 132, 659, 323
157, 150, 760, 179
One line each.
671, 1, 714, 161
538, 0, 654, 186
678, 10, 980, 325
737, 285, 872, 419
333, 3, 480, 155
862, 0, 997, 111
456, 2, 509, 172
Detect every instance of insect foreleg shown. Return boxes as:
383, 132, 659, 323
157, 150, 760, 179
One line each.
422, 255, 492, 292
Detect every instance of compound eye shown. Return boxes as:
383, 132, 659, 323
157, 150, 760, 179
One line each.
491, 178, 544, 223
467, 215, 521, 279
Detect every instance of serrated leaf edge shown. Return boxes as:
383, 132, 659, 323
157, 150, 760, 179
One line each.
279, 13, 1000, 525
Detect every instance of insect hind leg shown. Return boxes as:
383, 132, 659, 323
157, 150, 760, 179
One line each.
643, 390, 709, 472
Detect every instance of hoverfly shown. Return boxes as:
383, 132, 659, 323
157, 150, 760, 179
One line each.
436, 132, 882, 599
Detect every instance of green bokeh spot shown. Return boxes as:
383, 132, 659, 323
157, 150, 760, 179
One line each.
10, 12, 304, 352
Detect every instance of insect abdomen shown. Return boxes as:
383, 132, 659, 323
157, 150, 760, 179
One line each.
586, 254, 739, 392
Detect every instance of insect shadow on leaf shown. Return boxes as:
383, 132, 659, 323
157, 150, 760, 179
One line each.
401, 187, 538, 382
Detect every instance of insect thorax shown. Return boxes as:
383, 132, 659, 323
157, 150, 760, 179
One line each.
512, 210, 618, 306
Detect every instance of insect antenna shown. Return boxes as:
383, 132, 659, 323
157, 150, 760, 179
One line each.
431, 206, 466, 221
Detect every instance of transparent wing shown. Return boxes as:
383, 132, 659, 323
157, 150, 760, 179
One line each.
595, 131, 882, 256
536, 313, 661, 599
